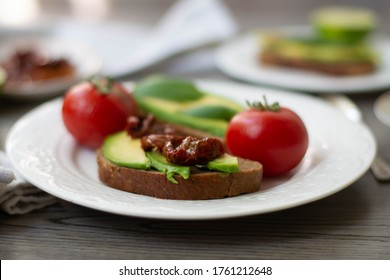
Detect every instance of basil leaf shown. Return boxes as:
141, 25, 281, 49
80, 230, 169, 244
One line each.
146, 151, 190, 184
134, 76, 203, 102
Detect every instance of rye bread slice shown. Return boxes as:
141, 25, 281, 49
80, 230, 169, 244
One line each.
260, 50, 376, 76
97, 150, 263, 200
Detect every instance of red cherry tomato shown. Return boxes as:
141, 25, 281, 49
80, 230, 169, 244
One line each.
62, 77, 138, 149
226, 99, 309, 176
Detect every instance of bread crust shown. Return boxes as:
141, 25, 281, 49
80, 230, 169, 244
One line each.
97, 150, 263, 200
260, 50, 376, 76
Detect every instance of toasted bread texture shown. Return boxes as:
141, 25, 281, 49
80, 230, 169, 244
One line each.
260, 50, 376, 76
97, 150, 263, 200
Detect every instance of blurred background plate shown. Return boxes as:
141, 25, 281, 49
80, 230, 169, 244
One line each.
216, 26, 390, 94
0, 21, 150, 100
0, 36, 102, 100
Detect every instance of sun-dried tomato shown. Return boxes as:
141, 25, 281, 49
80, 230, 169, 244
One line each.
141, 134, 224, 165
141, 134, 185, 151
1, 49, 75, 82
126, 114, 176, 138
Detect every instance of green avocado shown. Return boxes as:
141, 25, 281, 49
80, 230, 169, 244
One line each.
134, 76, 244, 137
102, 131, 240, 182
206, 154, 239, 173
180, 105, 238, 121
310, 6, 376, 43
102, 131, 151, 170
0, 66, 6, 93
261, 33, 378, 64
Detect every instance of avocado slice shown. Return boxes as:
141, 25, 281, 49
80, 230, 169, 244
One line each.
146, 151, 190, 184
180, 105, 238, 121
311, 6, 376, 43
102, 131, 151, 169
0, 66, 6, 93
134, 76, 244, 137
102, 130, 240, 184
261, 33, 377, 63
206, 154, 240, 173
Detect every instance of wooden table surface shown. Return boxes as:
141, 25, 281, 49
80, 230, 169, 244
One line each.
1, 0, 390, 260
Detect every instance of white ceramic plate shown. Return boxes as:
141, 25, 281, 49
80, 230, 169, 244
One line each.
0, 37, 102, 100
6, 80, 376, 220
216, 27, 390, 94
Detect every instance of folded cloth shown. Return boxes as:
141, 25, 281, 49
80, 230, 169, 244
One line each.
0, 151, 57, 215
129, 0, 237, 68
55, 0, 236, 77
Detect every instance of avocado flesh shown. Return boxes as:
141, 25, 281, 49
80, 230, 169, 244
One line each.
206, 154, 239, 173
102, 131, 151, 170
180, 105, 238, 121
262, 34, 377, 63
135, 95, 243, 137
0, 66, 6, 92
311, 7, 376, 30
311, 7, 376, 43
102, 131, 240, 182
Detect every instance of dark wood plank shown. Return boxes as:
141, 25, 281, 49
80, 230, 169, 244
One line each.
1, 172, 389, 259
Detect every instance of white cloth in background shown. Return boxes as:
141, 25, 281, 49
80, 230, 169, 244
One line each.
55, 0, 237, 76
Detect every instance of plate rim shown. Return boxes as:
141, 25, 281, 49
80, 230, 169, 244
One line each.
374, 92, 390, 127
5, 79, 377, 220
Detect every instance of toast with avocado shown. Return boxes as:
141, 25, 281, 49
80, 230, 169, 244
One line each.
259, 34, 377, 76
98, 77, 262, 200
259, 7, 378, 76
97, 131, 263, 200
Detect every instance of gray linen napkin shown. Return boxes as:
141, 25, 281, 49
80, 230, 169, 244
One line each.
0, 151, 58, 214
